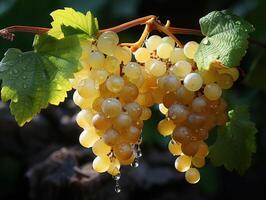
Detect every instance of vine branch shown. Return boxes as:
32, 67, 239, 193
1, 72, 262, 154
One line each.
0, 15, 265, 49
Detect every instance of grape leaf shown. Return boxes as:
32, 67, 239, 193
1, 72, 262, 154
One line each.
208, 105, 257, 175
49, 7, 99, 39
195, 10, 254, 70
0, 35, 81, 126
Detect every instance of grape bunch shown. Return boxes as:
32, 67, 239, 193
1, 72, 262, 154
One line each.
135, 35, 239, 184
71, 31, 152, 182
71, 30, 239, 187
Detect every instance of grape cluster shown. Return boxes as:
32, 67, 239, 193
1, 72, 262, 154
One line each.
71, 31, 239, 186
71, 31, 151, 180
137, 35, 239, 184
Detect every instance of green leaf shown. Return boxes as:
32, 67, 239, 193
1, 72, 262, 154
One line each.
49, 7, 99, 39
0, 35, 81, 126
208, 105, 257, 175
195, 10, 254, 70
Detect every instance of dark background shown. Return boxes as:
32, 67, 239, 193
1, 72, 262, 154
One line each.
0, 0, 266, 200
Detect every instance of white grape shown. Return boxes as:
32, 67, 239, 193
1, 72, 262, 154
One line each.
184, 73, 203, 91
145, 35, 162, 51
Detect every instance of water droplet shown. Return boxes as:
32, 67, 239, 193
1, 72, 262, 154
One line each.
202, 37, 209, 45
114, 182, 121, 193
131, 159, 139, 168
113, 173, 121, 181
137, 146, 142, 158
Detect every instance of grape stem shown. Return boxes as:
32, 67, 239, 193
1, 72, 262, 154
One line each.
0, 16, 265, 49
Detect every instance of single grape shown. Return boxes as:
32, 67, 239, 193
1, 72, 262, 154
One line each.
217, 74, 234, 89
181, 141, 200, 156
92, 139, 112, 156
113, 112, 132, 130
77, 78, 99, 98
124, 102, 142, 121
76, 109, 94, 128
162, 92, 177, 108
145, 35, 162, 51
114, 143, 133, 160
79, 128, 100, 148
114, 46, 132, 64
73, 90, 92, 109
168, 104, 189, 123
170, 60, 192, 78
91, 69, 109, 84
98, 31, 119, 45
89, 51, 105, 69
140, 107, 152, 120
92, 155, 111, 173
192, 156, 205, 168
185, 168, 200, 184
101, 98, 122, 118
184, 41, 199, 59
159, 75, 181, 92
176, 86, 195, 104
145, 59, 166, 77
191, 96, 208, 113
175, 155, 192, 172
168, 140, 182, 156
162, 36, 175, 47
106, 75, 125, 93
134, 47, 150, 63
104, 56, 120, 74
169, 48, 187, 64
92, 96, 104, 112
157, 118, 176, 136
204, 83, 222, 100
172, 126, 191, 144
103, 128, 120, 146
92, 113, 112, 130
97, 36, 116, 56
156, 43, 173, 59
184, 73, 203, 91
123, 62, 142, 80
119, 82, 139, 103
122, 126, 141, 144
